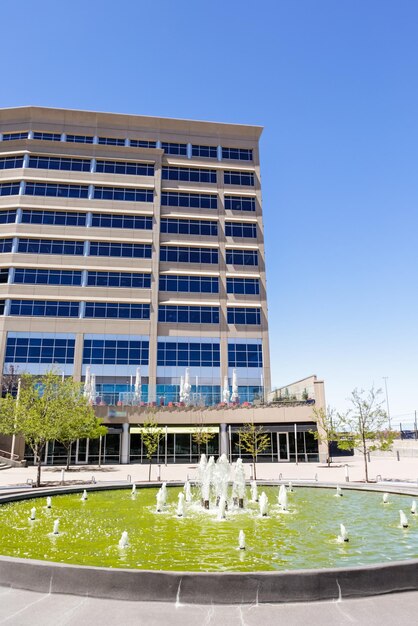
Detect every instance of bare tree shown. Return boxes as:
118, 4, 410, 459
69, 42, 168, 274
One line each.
141, 415, 163, 481
237, 422, 270, 479
310, 406, 340, 466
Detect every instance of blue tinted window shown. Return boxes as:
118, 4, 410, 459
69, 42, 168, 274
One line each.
83, 339, 149, 365
160, 246, 218, 264
161, 192, 217, 209
228, 343, 263, 367
157, 341, 220, 366
191, 145, 217, 158
5, 336, 75, 364
222, 147, 253, 161
25, 182, 89, 198
129, 139, 157, 149
162, 166, 216, 183
14, 269, 82, 286
0, 301, 4, 315
33, 132, 61, 141
226, 277, 259, 295
2, 132, 28, 141
0, 268, 9, 283
0, 156, 24, 169
28, 155, 90, 172
226, 249, 258, 266
17, 238, 84, 255
93, 187, 153, 202
159, 275, 219, 294
65, 134, 94, 144
84, 302, 150, 319
161, 142, 187, 156
89, 242, 152, 258
21, 210, 86, 226
0, 210, 17, 224
87, 271, 151, 288
160, 218, 217, 236
224, 171, 255, 186
0, 183, 20, 196
9, 300, 79, 317
225, 222, 257, 238
227, 307, 261, 325
96, 160, 154, 176
158, 305, 219, 324
98, 137, 125, 146
225, 196, 256, 212
91, 213, 152, 229
0, 239, 13, 253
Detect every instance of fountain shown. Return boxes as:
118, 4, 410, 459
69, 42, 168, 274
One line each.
259, 491, 269, 517
184, 480, 192, 503
288, 481, 293, 492
53, 520, 60, 535
160, 482, 168, 506
399, 510, 408, 528
46, 497, 52, 509
29, 507, 36, 521
383, 493, 389, 504
251, 480, 258, 502
217, 495, 227, 520
81, 490, 88, 501
156, 489, 164, 512
234, 458, 246, 508
118, 531, 129, 549
177, 493, 185, 517
411, 500, 417, 515
336, 485, 343, 497
278, 484, 288, 511
238, 530, 246, 550
131, 484, 136, 496
338, 524, 349, 542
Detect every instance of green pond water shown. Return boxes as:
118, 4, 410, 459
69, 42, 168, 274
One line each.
0, 486, 417, 572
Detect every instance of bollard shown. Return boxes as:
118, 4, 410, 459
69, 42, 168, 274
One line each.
126, 474, 131, 483
279, 472, 283, 481
345, 464, 349, 482
91, 475, 96, 484
60, 469, 65, 485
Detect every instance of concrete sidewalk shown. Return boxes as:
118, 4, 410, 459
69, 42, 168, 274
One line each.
0, 454, 417, 489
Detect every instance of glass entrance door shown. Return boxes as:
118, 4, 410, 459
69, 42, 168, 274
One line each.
277, 432, 289, 461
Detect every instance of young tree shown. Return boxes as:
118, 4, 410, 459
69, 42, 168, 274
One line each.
192, 417, 215, 459
237, 422, 270, 479
310, 406, 339, 466
141, 415, 163, 481
55, 378, 107, 470
337, 387, 395, 482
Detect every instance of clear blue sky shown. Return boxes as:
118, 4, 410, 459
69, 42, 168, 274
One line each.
2, 0, 418, 420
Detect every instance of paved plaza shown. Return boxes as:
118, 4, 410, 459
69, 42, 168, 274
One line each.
1, 455, 418, 624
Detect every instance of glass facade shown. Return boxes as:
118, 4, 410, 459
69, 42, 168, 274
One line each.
159, 275, 219, 293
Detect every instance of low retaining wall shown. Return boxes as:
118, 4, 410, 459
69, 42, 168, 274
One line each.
0, 483, 418, 604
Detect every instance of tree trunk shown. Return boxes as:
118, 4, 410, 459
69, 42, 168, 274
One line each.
66, 444, 71, 471
36, 449, 42, 488
148, 459, 152, 481
363, 442, 369, 482
253, 460, 257, 480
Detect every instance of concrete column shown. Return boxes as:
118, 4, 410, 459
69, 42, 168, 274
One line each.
187, 143, 192, 159
217, 145, 222, 161
86, 212, 93, 227
11, 238, 19, 253
18, 181, 26, 196
7, 268, 15, 284
79, 301, 86, 319
81, 270, 88, 287
3, 299, 11, 316
121, 423, 130, 464
22, 154, 29, 168
72, 333, 84, 382
88, 184, 94, 200
83, 241, 90, 256
0, 134, 3, 141
93, 136, 99, 145
16, 208, 22, 223
125, 138, 130, 147
220, 423, 229, 457
61, 133, 66, 142
28, 131, 34, 140
90, 158, 96, 174
156, 140, 162, 149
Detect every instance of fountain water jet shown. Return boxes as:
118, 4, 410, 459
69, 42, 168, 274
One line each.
288, 481, 293, 492
46, 497, 52, 509
234, 458, 246, 508
238, 530, 246, 550
411, 500, 417, 515
338, 524, 349, 542
184, 480, 192, 503
218, 495, 227, 520
29, 507, 36, 521
278, 485, 288, 511
53, 520, 59, 535
177, 493, 185, 517
251, 480, 258, 503
259, 492, 268, 517
156, 489, 164, 512
160, 482, 168, 506
131, 484, 136, 496
336, 486, 343, 497
399, 510, 408, 528
81, 490, 88, 501
383, 493, 389, 504
118, 531, 129, 548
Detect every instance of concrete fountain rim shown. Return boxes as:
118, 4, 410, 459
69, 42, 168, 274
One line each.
0, 481, 418, 604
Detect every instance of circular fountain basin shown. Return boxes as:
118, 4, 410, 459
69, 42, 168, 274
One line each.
0, 483, 418, 603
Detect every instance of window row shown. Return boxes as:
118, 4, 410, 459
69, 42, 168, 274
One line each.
11, 238, 152, 258
224, 171, 255, 186
157, 341, 221, 366
226, 249, 258, 266
226, 277, 260, 295
8, 268, 151, 288
161, 192, 217, 209
0, 182, 154, 202
5, 300, 151, 319
227, 307, 261, 325
0, 134, 254, 161
159, 275, 219, 293
83, 339, 149, 364
160, 218, 217, 236
160, 246, 218, 264
228, 343, 263, 367
158, 305, 220, 324
1, 209, 153, 229
5, 337, 75, 363
225, 222, 257, 238
0, 156, 24, 169
27, 155, 154, 176
162, 166, 216, 183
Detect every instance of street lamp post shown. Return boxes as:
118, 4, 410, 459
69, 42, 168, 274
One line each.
383, 377, 391, 429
